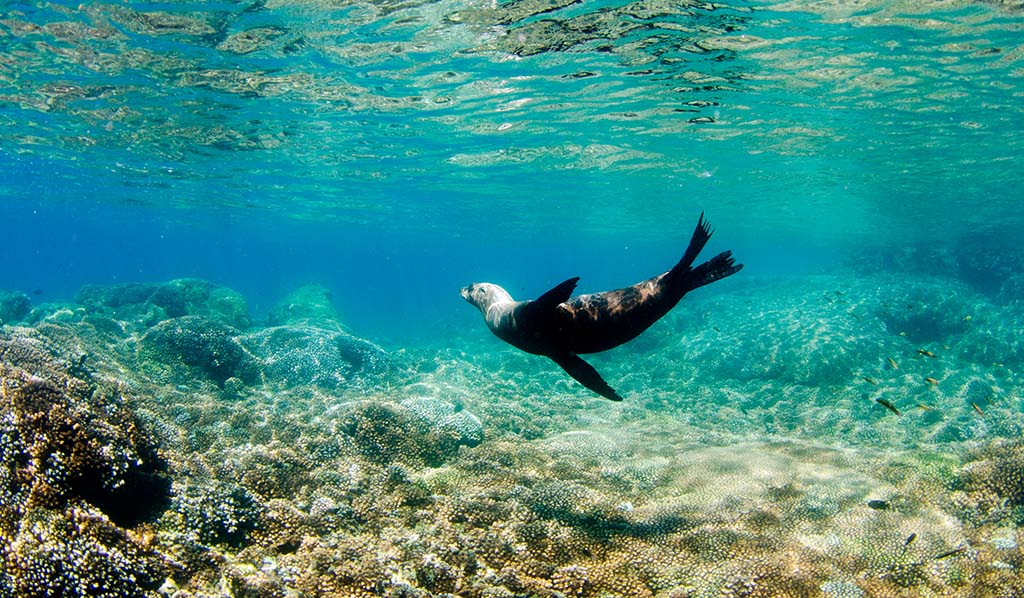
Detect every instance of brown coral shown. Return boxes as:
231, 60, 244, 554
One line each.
0, 331, 170, 529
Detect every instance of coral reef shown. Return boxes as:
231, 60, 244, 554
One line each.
140, 316, 261, 386
401, 396, 484, 449
7, 507, 169, 598
243, 325, 390, 389
955, 440, 1024, 524
267, 284, 344, 330
76, 279, 250, 329
0, 290, 31, 324
169, 479, 263, 547
1, 272, 1023, 596
0, 328, 172, 597
0, 330, 170, 528
338, 400, 481, 466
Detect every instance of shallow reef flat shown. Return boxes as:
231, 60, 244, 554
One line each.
0, 264, 1023, 597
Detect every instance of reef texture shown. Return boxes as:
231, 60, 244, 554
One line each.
0, 270, 1022, 597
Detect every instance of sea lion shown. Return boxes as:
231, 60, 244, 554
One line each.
460, 213, 742, 401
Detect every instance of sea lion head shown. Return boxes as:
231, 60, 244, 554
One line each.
460, 282, 513, 313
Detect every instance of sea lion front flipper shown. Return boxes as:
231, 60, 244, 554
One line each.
534, 277, 580, 308
549, 353, 623, 402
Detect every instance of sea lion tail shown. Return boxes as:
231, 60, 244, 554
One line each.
675, 211, 713, 271
686, 251, 743, 290
671, 213, 743, 290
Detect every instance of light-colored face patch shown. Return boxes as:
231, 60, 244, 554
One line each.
459, 282, 512, 311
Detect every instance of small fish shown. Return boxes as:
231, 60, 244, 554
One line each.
916, 403, 934, 412
863, 376, 878, 385
899, 332, 909, 337
925, 377, 939, 386
905, 533, 917, 547
876, 398, 901, 416
916, 349, 936, 358
887, 357, 899, 370
867, 499, 890, 510
963, 315, 972, 322
971, 402, 985, 416
934, 547, 966, 560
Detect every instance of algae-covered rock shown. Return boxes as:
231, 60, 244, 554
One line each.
140, 315, 261, 386
866, 276, 976, 343
76, 278, 249, 328
267, 284, 343, 329
0, 290, 31, 324
243, 325, 389, 388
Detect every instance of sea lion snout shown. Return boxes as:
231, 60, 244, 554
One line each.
460, 282, 513, 310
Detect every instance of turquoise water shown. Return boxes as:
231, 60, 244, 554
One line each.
2, 1, 1024, 596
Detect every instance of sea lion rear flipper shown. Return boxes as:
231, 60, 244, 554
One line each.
549, 353, 623, 401
687, 251, 743, 290
535, 277, 580, 308
675, 211, 713, 271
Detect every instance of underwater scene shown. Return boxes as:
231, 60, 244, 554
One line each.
2, 0, 1024, 596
